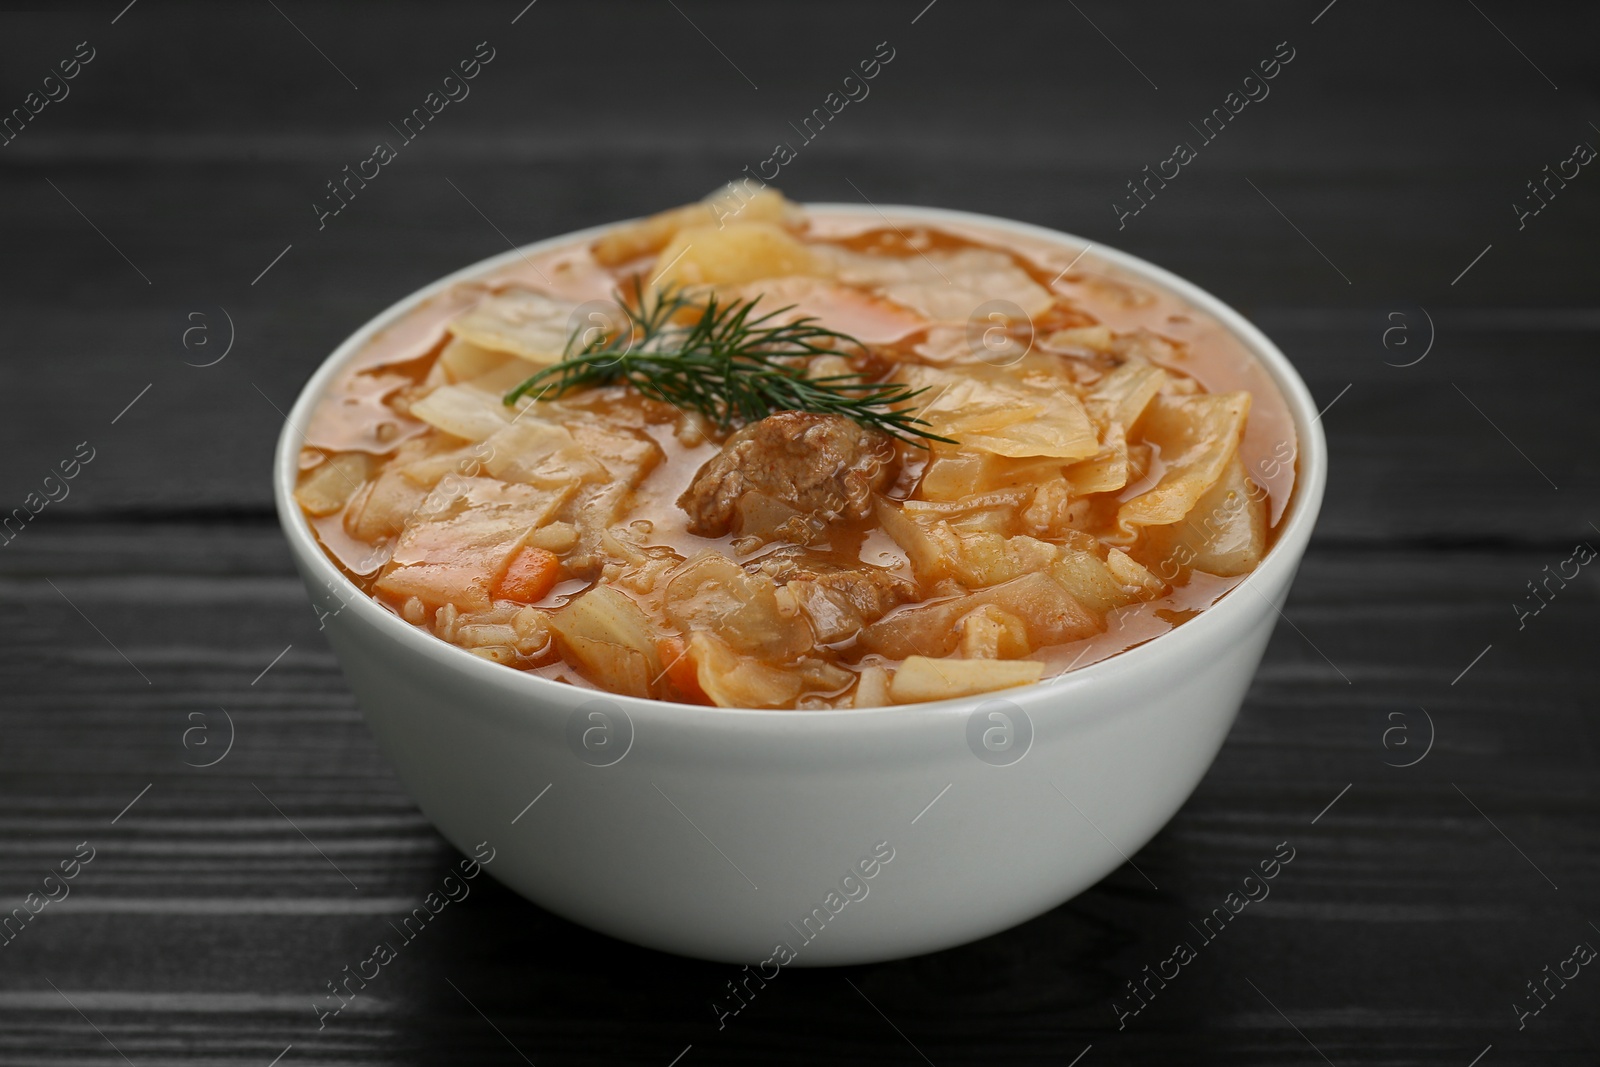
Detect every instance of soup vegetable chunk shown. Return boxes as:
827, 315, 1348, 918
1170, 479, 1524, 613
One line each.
296, 189, 1296, 708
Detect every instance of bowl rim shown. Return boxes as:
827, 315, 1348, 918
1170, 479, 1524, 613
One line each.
273, 201, 1327, 722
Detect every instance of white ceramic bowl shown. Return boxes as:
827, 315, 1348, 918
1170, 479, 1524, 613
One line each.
274, 205, 1326, 965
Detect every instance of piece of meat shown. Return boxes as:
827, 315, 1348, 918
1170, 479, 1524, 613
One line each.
677, 412, 898, 538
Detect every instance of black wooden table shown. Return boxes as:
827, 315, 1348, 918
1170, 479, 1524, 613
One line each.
3, 2, 1597, 1063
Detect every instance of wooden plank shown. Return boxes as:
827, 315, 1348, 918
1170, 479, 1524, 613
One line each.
0, 530, 1594, 1062
0, 7, 1594, 543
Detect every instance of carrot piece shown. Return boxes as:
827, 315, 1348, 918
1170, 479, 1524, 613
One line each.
656, 636, 709, 704
494, 545, 560, 603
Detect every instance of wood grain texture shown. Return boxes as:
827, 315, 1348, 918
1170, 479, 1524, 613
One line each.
2, 1, 1597, 1064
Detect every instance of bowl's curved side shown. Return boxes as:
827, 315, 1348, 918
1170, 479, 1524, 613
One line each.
272, 203, 1326, 964
291, 543, 1292, 965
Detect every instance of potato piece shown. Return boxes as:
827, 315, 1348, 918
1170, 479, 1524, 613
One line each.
558, 585, 657, 652
549, 585, 662, 691
652, 221, 819, 289
1105, 548, 1168, 598
700, 185, 795, 230
689, 632, 803, 709
947, 531, 1013, 587
889, 656, 1044, 703
1051, 552, 1132, 614
295, 452, 372, 516
592, 187, 793, 267
853, 665, 891, 708
1050, 546, 1168, 614
875, 501, 964, 585
562, 634, 653, 699
902, 527, 1062, 588
1004, 534, 1061, 575
957, 605, 1031, 659
593, 203, 719, 268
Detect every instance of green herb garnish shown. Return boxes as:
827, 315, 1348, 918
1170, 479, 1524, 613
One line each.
503, 280, 953, 447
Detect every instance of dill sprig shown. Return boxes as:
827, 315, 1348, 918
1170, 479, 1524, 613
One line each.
503, 280, 953, 447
